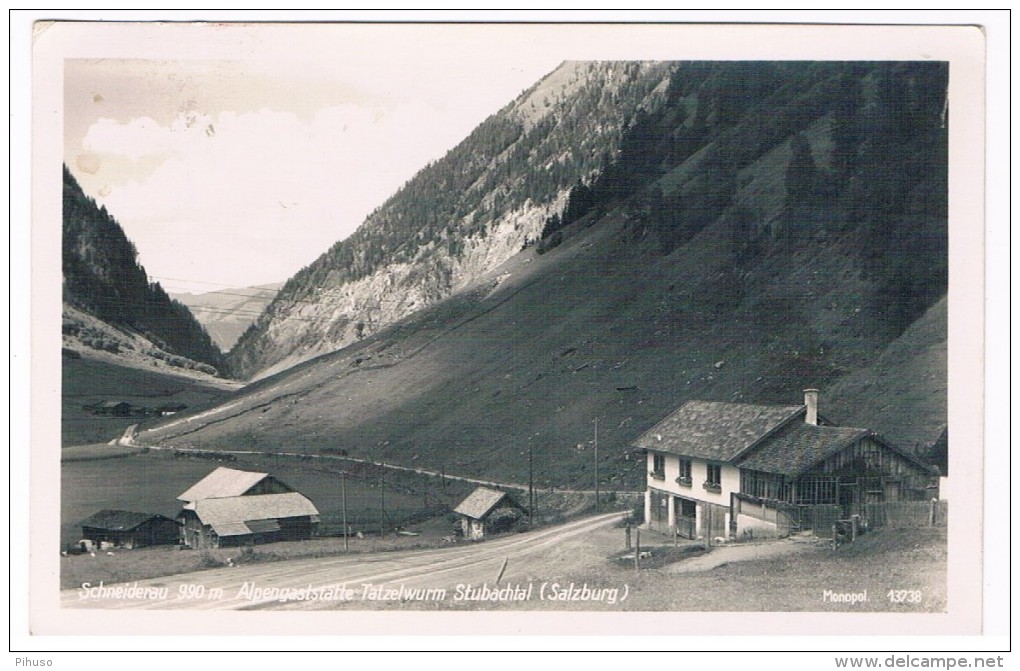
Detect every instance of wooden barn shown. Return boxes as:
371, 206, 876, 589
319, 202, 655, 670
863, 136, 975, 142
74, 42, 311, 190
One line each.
86, 400, 134, 416
176, 467, 320, 549
79, 509, 181, 549
453, 486, 527, 541
637, 390, 940, 539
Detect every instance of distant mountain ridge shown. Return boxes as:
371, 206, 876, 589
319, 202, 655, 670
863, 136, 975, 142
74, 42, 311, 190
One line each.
62, 165, 224, 372
172, 282, 282, 352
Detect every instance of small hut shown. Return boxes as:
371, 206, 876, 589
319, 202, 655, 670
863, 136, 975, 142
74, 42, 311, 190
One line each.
79, 510, 182, 549
453, 486, 527, 541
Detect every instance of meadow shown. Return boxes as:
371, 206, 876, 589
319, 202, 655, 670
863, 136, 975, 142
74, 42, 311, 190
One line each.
60, 449, 474, 550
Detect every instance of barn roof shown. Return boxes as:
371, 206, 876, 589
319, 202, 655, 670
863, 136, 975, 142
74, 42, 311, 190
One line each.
177, 467, 273, 502
454, 487, 517, 520
183, 492, 319, 537
80, 509, 179, 531
97, 400, 132, 408
736, 424, 870, 476
633, 400, 804, 461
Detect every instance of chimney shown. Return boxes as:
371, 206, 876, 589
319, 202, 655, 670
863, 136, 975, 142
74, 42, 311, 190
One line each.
804, 389, 819, 425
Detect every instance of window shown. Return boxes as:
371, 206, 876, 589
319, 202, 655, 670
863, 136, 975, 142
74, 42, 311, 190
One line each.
651, 453, 666, 480
676, 459, 692, 486
704, 463, 722, 492
740, 469, 791, 501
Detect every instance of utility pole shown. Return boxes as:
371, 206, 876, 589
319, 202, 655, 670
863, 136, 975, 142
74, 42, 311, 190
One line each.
341, 471, 349, 552
594, 417, 599, 514
380, 471, 386, 536
528, 441, 534, 523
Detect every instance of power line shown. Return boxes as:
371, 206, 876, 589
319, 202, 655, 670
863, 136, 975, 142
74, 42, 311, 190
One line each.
148, 275, 285, 291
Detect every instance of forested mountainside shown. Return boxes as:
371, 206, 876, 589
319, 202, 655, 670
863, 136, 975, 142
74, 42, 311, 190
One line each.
138, 61, 948, 488
62, 165, 224, 371
230, 61, 946, 381
229, 61, 676, 379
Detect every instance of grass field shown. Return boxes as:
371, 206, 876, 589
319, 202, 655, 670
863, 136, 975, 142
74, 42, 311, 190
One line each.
59, 519, 461, 591
60, 450, 476, 552
133, 209, 946, 495
61, 355, 237, 447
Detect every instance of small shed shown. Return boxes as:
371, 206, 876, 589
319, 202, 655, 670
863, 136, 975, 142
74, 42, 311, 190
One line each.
79, 510, 182, 549
453, 486, 527, 541
88, 400, 134, 416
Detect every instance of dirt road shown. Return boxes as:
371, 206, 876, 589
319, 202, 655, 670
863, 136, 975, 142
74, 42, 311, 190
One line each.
63, 511, 627, 611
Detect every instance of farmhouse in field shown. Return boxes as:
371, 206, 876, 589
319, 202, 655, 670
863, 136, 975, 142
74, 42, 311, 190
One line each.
453, 486, 528, 540
636, 390, 940, 540
79, 509, 181, 549
85, 400, 135, 416
176, 467, 319, 549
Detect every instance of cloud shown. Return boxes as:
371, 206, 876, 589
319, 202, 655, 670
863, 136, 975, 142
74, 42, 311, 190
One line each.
80, 99, 472, 288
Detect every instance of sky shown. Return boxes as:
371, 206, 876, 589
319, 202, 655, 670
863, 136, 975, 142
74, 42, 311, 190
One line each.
62, 24, 563, 293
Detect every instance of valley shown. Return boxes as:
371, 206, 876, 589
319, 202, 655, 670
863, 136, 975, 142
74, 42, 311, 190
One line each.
58, 59, 950, 615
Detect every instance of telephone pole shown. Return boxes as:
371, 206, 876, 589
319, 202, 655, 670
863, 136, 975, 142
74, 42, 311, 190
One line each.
594, 417, 600, 514
341, 471, 349, 552
380, 471, 386, 536
528, 441, 534, 523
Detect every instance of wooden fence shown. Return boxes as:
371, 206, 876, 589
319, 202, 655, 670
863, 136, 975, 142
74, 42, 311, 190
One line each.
801, 500, 948, 536
858, 500, 948, 529
735, 496, 948, 538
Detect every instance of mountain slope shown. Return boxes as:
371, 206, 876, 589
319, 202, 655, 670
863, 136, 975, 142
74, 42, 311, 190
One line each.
229, 61, 676, 380
172, 283, 282, 352
63, 166, 224, 371
135, 61, 947, 489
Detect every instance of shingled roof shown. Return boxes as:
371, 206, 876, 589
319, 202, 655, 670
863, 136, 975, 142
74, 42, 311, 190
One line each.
454, 487, 517, 520
633, 400, 805, 461
736, 424, 869, 476
80, 510, 179, 531
177, 467, 277, 502
183, 492, 319, 537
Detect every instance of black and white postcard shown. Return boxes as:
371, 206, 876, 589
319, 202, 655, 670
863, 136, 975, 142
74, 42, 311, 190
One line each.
16, 13, 1004, 655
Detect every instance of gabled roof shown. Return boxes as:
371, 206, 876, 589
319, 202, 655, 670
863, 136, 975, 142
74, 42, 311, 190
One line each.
736, 424, 870, 476
97, 400, 132, 409
633, 400, 804, 462
80, 509, 179, 531
454, 487, 518, 520
177, 467, 274, 502
738, 423, 939, 478
182, 492, 319, 537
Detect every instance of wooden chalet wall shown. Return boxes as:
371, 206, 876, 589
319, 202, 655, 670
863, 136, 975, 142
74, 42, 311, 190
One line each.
807, 436, 936, 499
177, 509, 210, 549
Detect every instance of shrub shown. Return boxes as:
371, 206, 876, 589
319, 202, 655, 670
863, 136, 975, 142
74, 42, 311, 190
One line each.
197, 550, 224, 569
536, 231, 563, 254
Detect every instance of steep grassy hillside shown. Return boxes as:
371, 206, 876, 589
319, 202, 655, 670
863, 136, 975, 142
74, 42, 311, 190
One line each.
133, 61, 948, 490
134, 211, 945, 489
825, 297, 947, 453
